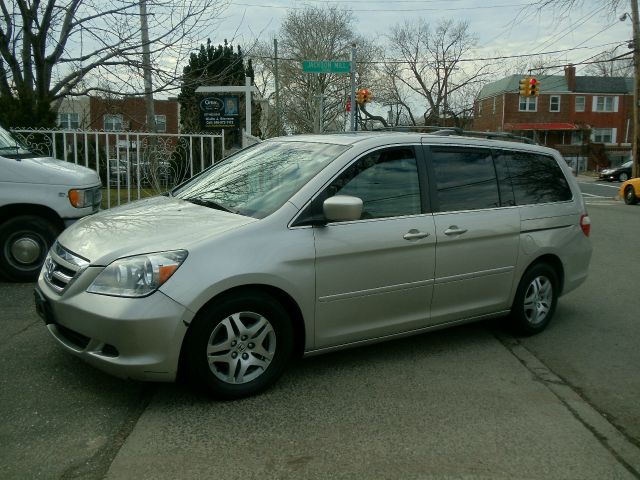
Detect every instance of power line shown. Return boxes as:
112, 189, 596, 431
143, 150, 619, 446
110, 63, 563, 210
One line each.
249, 41, 629, 65
231, 1, 531, 12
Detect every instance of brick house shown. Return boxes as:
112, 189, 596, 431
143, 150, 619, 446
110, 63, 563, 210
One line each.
56, 96, 179, 134
473, 66, 633, 171
87, 96, 179, 134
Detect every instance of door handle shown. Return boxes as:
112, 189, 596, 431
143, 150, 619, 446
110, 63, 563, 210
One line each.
403, 229, 430, 241
444, 226, 468, 236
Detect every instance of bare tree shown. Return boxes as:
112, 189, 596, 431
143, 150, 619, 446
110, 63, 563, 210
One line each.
386, 19, 492, 128
250, 6, 380, 135
584, 47, 634, 76
0, 0, 229, 127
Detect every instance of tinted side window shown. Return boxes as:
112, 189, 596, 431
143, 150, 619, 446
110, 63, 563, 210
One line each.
431, 148, 500, 212
494, 154, 516, 207
327, 147, 420, 219
503, 152, 572, 205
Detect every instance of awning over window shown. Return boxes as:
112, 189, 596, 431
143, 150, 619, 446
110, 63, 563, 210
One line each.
504, 123, 579, 131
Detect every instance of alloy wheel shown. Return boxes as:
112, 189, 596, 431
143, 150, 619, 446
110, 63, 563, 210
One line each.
523, 276, 553, 326
206, 311, 276, 384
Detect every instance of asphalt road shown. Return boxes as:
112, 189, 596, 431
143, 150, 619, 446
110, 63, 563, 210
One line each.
0, 185, 638, 479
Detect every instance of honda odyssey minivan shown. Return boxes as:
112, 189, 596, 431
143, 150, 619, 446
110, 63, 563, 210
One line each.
35, 131, 592, 399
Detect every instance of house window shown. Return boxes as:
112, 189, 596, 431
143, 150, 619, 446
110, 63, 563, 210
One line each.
104, 114, 123, 131
575, 96, 585, 112
477, 101, 483, 116
155, 115, 167, 133
571, 131, 584, 144
592, 128, 616, 143
519, 96, 537, 112
550, 96, 560, 112
593, 96, 618, 112
492, 97, 496, 114
58, 112, 79, 129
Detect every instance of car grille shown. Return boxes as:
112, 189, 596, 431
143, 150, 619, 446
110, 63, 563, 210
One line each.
43, 242, 90, 294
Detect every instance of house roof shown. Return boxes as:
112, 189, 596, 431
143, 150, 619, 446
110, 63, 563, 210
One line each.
478, 74, 632, 100
574, 76, 633, 94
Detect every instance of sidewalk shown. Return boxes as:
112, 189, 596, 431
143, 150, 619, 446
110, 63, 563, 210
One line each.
103, 325, 640, 480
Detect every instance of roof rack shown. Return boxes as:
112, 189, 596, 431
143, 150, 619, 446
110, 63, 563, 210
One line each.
374, 125, 538, 145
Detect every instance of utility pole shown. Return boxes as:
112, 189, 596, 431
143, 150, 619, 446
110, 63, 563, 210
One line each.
631, 0, 640, 178
139, 0, 156, 133
274, 38, 281, 136
350, 43, 356, 131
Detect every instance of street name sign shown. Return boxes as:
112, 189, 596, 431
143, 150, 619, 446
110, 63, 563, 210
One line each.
302, 60, 351, 74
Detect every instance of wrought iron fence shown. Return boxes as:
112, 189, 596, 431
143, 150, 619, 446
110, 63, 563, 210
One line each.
10, 128, 226, 208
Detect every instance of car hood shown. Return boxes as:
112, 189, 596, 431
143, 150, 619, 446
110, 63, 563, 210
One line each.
3, 155, 101, 186
57, 195, 257, 265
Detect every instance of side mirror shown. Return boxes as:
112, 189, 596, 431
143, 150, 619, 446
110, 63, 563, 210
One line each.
323, 195, 363, 222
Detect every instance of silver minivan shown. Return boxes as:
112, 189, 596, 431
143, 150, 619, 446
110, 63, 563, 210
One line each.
35, 132, 592, 399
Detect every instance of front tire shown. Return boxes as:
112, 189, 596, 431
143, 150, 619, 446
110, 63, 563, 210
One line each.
182, 290, 294, 399
624, 185, 638, 205
0, 216, 59, 282
510, 263, 559, 336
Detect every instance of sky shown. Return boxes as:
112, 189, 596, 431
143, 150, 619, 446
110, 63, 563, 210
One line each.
204, 0, 632, 76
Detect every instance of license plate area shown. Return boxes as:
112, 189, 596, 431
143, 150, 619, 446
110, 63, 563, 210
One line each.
34, 287, 55, 325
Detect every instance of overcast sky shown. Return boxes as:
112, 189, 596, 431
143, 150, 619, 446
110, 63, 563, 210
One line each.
204, 0, 631, 75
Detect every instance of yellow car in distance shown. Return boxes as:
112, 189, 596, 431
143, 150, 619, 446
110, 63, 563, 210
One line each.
620, 177, 640, 205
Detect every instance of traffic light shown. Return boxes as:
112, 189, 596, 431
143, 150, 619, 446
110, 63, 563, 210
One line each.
356, 88, 372, 104
529, 77, 539, 96
519, 77, 530, 97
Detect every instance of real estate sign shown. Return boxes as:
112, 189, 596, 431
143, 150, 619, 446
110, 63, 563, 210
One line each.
199, 96, 239, 130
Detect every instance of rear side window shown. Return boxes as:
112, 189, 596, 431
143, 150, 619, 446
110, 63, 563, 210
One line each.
500, 152, 572, 205
431, 148, 500, 212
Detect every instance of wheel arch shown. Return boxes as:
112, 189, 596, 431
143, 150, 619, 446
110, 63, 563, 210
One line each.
523, 253, 565, 296
178, 283, 307, 375
0, 204, 64, 232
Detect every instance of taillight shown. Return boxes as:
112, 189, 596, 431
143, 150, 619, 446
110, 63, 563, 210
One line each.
580, 213, 591, 237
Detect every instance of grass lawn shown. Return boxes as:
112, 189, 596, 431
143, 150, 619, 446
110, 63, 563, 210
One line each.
101, 187, 159, 210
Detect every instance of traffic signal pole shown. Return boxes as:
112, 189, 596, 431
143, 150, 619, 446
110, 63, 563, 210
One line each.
350, 44, 356, 132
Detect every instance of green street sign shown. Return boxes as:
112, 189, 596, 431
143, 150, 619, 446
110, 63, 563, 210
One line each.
302, 60, 351, 74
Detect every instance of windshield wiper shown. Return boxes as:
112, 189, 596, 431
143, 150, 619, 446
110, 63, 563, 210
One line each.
183, 196, 236, 213
0, 145, 20, 152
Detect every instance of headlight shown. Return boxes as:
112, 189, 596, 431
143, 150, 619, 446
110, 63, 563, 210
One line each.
69, 187, 102, 208
87, 250, 188, 297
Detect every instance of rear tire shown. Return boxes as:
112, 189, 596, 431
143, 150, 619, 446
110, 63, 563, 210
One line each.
619, 172, 629, 182
0, 216, 59, 282
182, 290, 294, 399
624, 185, 638, 205
510, 263, 559, 336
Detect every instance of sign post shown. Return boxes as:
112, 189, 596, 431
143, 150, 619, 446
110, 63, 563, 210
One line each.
302, 59, 353, 132
196, 77, 259, 147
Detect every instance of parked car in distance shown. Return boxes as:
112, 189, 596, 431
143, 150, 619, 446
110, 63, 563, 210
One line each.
599, 160, 632, 182
35, 132, 592, 399
0, 126, 102, 281
619, 177, 640, 205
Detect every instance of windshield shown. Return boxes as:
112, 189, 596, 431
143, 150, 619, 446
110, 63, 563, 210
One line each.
0, 126, 31, 156
173, 140, 350, 219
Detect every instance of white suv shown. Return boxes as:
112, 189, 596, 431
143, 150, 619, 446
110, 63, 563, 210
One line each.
35, 132, 592, 399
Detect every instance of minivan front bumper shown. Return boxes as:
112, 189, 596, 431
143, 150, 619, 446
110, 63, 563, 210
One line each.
35, 278, 193, 382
